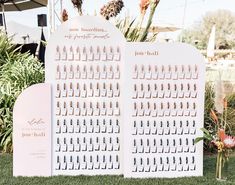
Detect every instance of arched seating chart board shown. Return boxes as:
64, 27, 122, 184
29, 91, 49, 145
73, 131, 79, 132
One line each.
123, 43, 205, 178
45, 16, 125, 176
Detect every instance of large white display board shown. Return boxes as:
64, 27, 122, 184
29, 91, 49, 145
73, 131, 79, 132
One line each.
123, 43, 205, 178
45, 16, 125, 175
13, 16, 205, 178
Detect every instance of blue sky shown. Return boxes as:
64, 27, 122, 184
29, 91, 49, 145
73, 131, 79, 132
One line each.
3, 0, 235, 39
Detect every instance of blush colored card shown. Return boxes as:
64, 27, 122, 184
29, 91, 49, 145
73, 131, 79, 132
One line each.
13, 83, 52, 177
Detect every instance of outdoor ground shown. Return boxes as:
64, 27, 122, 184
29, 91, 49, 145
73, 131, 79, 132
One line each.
0, 154, 235, 185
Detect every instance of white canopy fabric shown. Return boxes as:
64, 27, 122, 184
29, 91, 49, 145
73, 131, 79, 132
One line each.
0, 0, 47, 11
0, 0, 47, 31
3, 21, 48, 43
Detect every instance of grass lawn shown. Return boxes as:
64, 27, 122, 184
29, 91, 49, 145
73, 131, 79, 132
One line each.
0, 154, 235, 185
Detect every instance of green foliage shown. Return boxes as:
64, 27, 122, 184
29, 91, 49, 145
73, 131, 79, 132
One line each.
1, 154, 235, 184
225, 107, 235, 136
0, 32, 44, 153
180, 10, 235, 50
226, 94, 235, 136
115, 17, 158, 42
227, 93, 235, 109
195, 128, 214, 144
204, 83, 215, 133
115, 17, 139, 41
203, 83, 217, 152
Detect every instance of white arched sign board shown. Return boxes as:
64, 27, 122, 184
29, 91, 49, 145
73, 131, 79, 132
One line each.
123, 43, 205, 178
45, 16, 126, 176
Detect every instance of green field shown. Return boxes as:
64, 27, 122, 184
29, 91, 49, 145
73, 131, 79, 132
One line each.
0, 154, 235, 185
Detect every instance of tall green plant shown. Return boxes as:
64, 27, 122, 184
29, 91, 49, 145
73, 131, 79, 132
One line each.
0, 33, 44, 152
116, 17, 140, 42
115, 16, 158, 42
138, 0, 160, 41
115, 0, 160, 42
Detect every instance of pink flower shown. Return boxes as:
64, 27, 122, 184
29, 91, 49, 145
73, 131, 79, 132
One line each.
223, 136, 235, 149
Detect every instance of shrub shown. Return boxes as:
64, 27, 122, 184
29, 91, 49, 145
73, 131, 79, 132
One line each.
0, 33, 44, 153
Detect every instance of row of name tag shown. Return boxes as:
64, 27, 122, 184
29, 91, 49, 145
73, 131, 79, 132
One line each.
55, 82, 120, 98
55, 154, 120, 170
132, 120, 196, 135
132, 156, 196, 172
132, 65, 198, 80
132, 101, 197, 117
132, 138, 196, 154
56, 64, 121, 80
55, 136, 120, 152
55, 118, 120, 134
55, 46, 121, 61
56, 101, 120, 116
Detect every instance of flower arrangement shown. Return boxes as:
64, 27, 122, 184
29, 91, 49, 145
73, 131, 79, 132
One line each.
69, 0, 161, 42
115, 0, 160, 42
196, 74, 235, 180
211, 112, 235, 180
197, 103, 235, 180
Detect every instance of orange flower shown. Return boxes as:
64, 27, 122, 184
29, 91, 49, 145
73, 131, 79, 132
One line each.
140, 0, 150, 16
210, 109, 218, 124
218, 129, 226, 141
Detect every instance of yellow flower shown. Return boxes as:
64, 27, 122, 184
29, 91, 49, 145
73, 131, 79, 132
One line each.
216, 141, 224, 152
